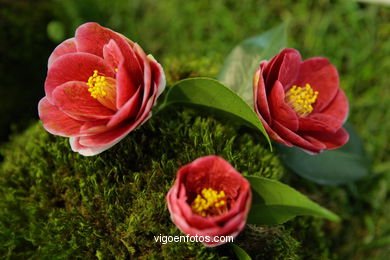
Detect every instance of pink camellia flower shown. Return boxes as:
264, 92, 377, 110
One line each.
253, 48, 349, 153
166, 155, 252, 247
38, 22, 165, 156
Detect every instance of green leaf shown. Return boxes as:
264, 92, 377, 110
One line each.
246, 176, 340, 225
230, 243, 252, 260
277, 123, 370, 185
218, 22, 288, 105
162, 77, 271, 148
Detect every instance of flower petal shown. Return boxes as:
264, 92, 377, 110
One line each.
262, 49, 284, 85
80, 120, 110, 135
48, 38, 77, 68
103, 39, 123, 71
273, 121, 322, 153
115, 41, 144, 108
294, 57, 339, 112
173, 156, 252, 230
40, 22, 164, 156
168, 191, 243, 245
79, 102, 152, 147
75, 22, 123, 57
69, 137, 115, 156
263, 48, 301, 90
166, 156, 251, 247
254, 67, 271, 123
115, 61, 139, 109
38, 97, 83, 137
45, 52, 113, 101
298, 90, 348, 132
303, 127, 349, 150
148, 54, 166, 99
107, 87, 142, 128
76, 23, 140, 68
78, 122, 135, 148
177, 185, 250, 230
176, 199, 218, 229
269, 80, 299, 131
74, 22, 143, 109
203, 213, 247, 246
115, 39, 145, 109
277, 49, 301, 89
254, 107, 293, 147
299, 114, 342, 133
52, 81, 115, 121
320, 89, 349, 123
183, 156, 243, 198
133, 44, 152, 118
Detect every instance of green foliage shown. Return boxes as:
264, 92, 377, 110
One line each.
162, 78, 271, 147
286, 216, 331, 259
282, 172, 390, 259
234, 224, 301, 260
247, 176, 339, 224
277, 123, 370, 185
163, 54, 222, 84
230, 243, 252, 260
218, 22, 287, 105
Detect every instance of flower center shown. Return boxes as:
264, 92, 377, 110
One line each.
86, 70, 107, 99
285, 84, 319, 117
191, 188, 227, 217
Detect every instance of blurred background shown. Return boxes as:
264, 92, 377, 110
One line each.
0, 0, 390, 258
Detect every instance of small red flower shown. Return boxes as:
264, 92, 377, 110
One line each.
166, 155, 252, 247
38, 22, 165, 156
253, 48, 349, 153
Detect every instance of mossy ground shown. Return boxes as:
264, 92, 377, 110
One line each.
1, 0, 390, 259
0, 109, 285, 259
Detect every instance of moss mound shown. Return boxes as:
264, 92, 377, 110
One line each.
2, 110, 388, 259
0, 108, 288, 259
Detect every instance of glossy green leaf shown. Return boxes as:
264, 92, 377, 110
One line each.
246, 176, 340, 225
162, 77, 271, 147
231, 243, 252, 260
218, 22, 288, 105
277, 123, 370, 185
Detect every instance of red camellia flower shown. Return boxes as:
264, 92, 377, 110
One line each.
253, 48, 349, 153
38, 22, 165, 156
166, 155, 252, 247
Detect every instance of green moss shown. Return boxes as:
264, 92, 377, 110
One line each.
235, 225, 301, 260
3, 105, 388, 259
0, 107, 286, 259
162, 54, 222, 84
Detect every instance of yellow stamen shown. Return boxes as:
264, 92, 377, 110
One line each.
114, 68, 118, 73
86, 70, 107, 99
191, 188, 227, 217
285, 83, 319, 117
